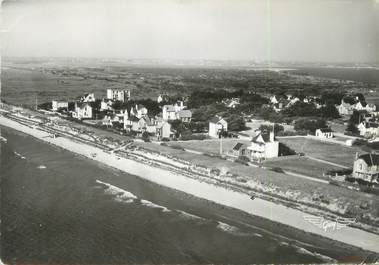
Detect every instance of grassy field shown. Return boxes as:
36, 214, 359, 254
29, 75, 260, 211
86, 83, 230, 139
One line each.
135, 141, 379, 224
263, 157, 341, 180
278, 137, 360, 167
167, 139, 250, 155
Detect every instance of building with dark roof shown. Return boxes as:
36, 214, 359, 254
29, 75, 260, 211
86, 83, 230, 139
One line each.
353, 153, 379, 183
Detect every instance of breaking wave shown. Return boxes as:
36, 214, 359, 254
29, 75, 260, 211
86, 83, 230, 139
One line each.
96, 180, 137, 203
96, 180, 170, 212
217, 221, 240, 234
176, 210, 206, 221
140, 199, 170, 212
295, 246, 337, 263
14, 151, 26, 159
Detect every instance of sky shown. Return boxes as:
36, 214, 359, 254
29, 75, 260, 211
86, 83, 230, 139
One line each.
1, 0, 379, 63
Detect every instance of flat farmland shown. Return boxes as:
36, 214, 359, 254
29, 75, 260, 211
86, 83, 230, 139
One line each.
278, 137, 360, 167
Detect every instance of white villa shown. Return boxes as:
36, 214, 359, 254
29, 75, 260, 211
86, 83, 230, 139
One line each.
354, 101, 376, 113
100, 99, 114, 111
246, 130, 279, 160
73, 102, 93, 119
315, 128, 334, 139
353, 153, 379, 183
52, 100, 68, 111
130, 104, 148, 119
270, 95, 279, 104
107, 89, 130, 102
156, 121, 172, 140
80, 93, 96, 103
358, 121, 379, 138
208, 117, 228, 138
162, 101, 189, 121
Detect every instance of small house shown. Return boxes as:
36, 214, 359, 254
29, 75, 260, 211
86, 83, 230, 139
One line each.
230, 143, 248, 158
73, 102, 93, 119
358, 121, 379, 138
80, 93, 96, 103
100, 99, 114, 111
107, 89, 130, 102
177, 110, 192, 122
130, 104, 148, 119
52, 100, 68, 111
315, 128, 334, 139
246, 130, 279, 160
353, 153, 379, 183
209, 117, 228, 138
156, 121, 172, 140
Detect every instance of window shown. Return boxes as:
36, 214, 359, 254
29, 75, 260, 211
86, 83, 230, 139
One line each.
359, 163, 363, 170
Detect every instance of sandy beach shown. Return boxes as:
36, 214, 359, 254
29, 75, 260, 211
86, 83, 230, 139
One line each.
1, 115, 378, 253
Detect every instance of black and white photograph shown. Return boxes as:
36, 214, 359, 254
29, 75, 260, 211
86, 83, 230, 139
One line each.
1, 0, 379, 264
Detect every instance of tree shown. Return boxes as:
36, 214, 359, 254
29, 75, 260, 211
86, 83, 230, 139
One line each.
226, 114, 245, 131
259, 124, 284, 135
319, 104, 340, 119
346, 122, 359, 135
294, 118, 327, 134
142, 131, 150, 142
320, 92, 344, 105
283, 102, 318, 117
349, 110, 365, 125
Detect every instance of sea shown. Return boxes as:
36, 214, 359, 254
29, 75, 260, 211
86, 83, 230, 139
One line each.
0, 126, 355, 264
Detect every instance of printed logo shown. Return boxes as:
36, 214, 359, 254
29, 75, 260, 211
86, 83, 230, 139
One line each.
303, 216, 356, 232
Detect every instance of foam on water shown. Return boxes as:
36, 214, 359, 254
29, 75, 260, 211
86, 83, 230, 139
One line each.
295, 246, 337, 263
37, 165, 47, 169
96, 180, 171, 212
140, 200, 171, 212
96, 180, 137, 203
217, 221, 240, 234
14, 151, 26, 159
176, 210, 206, 221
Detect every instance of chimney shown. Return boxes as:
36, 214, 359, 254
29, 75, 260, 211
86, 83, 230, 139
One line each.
355, 152, 359, 160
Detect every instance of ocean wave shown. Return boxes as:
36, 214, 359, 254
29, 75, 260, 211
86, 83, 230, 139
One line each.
14, 151, 26, 159
96, 180, 171, 212
37, 165, 47, 169
140, 199, 171, 212
217, 221, 240, 234
176, 210, 206, 221
96, 180, 137, 203
295, 246, 337, 263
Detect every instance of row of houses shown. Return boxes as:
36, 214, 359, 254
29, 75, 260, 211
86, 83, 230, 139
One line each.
337, 99, 376, 116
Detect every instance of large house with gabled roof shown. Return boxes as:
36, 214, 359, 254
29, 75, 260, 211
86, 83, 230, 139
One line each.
246, 130, 279, 160
353, 153, 379, 183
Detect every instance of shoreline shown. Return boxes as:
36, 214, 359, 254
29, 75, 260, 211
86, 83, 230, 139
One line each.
1, 115, 379, 253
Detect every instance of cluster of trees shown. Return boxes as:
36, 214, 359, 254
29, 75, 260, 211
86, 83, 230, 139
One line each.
294, 118, 327, 134
283, 102, 340, 119
191, 103, 246, 132
346, 110, 365, 135
187, 89, 244, 108
112, 99, 161, 117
